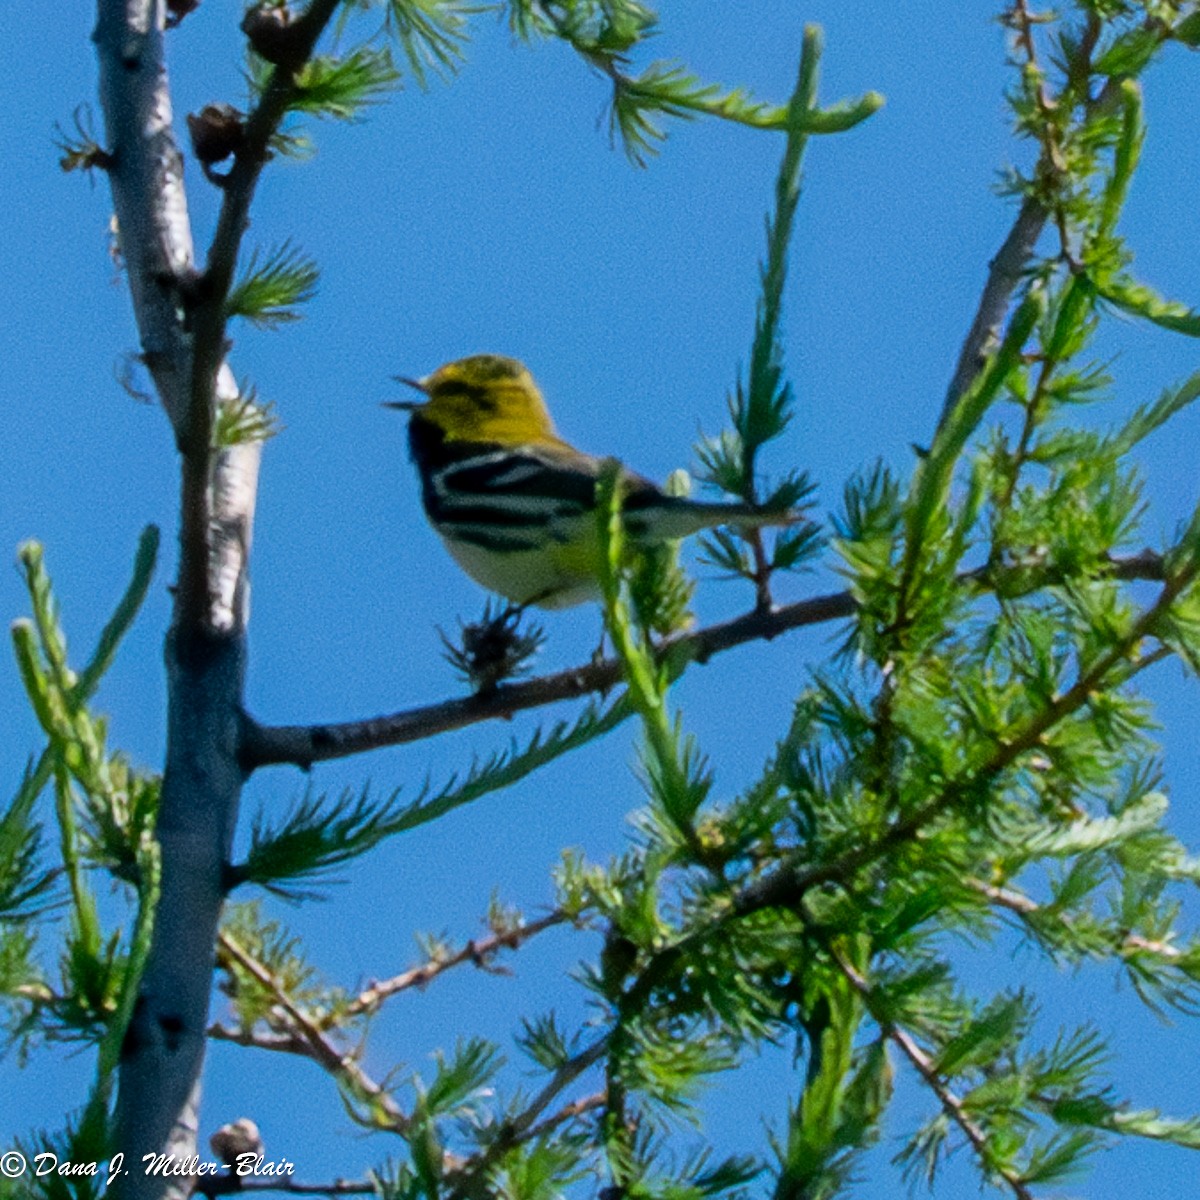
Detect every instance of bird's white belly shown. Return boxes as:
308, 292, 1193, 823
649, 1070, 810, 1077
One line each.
441, 535, 600, 608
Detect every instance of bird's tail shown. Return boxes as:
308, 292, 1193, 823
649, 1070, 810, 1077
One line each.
628, 495, 801, 542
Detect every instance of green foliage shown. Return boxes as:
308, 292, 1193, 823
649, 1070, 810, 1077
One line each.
485, 1137, 593, 1200
772, 962, 890, 1200
510, 3, 879, 163
235, 785, 410, 898
1105, 367, 1200, 457
16, 3, 1200, 1199
3, 1115, 113, 1200
517, 1011, 583, 1072
505, 0, 656, 48
1098, 275, 1200, 336
213, 387, 281, 448
292, 47, 401, 119
1177, 11, 1200, 46
628, 539, 695, 639
310, 11, 1200, 1189
556, 12, 1200, 1197
601, 48, 879, 166
234, 696, 630, 896
608, 62, 785, 164
0, 759, 56, 925
254, 0, 881, 168
219, 901, 350, 1029
415, 1037, 504, 1121
385, 0, 481, 84
597, 464, 715, 867
696, 33, 831, 602
3, 533, 161, 1156
8, 534, 160, 889
53, 105, 111, 176
225, 240, 319, 329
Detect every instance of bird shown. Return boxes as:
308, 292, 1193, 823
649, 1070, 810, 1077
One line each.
385, 354, 795, 609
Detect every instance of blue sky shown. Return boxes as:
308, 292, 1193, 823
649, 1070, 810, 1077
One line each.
3, 3, 1200, 1195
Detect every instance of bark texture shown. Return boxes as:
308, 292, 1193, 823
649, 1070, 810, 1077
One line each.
95, 4, 256, 1195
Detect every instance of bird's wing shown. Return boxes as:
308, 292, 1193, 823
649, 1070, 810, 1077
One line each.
426, 439, 672, 552
426, 445, 599, 550
438, 445, 601, 508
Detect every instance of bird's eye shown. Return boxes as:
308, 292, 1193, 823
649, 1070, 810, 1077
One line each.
436, 380, 496, 410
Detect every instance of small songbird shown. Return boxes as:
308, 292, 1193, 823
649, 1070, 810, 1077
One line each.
386, 354, 794, 609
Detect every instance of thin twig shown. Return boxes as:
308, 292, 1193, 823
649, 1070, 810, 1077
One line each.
211, 912, 572, 1049
748, 530, 775, 613
234, 1183, 376, 1196
995, 352, 1056, 515
828, 945, 1036, 1200
216, 931, 410, 1134
506, 1039, 607, 1141
1008, 0, 1072, 254
343, 911, 569, 1021
202, 1177, 377, 1198
969, 878, 1185, 962
445, 1040, 608, 1200
207, 1023, 308, 1054
521, 1089, 606, 1141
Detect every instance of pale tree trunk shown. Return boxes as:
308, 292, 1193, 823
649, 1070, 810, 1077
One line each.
94, 3, 258, 1195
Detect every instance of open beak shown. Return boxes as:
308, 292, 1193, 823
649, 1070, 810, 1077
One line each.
382, 374, 428, 412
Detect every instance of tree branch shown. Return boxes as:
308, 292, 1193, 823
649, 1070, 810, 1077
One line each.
941, 196, 1047, 421
217, 1183, 376, 1197
208, 428, 261, 634
92, 6, 244, 1164
240, 587, 854, 769
940, 9, 1125, 424
207, 1023, 308, 1055
241, 550, 1166, 770
520, 1089, 606, 1142
940, 2, 1059, 423
116, 628, 247, 1200
210, 906, 565, 1049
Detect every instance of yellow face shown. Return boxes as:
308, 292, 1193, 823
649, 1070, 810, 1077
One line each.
409, 355, 562, 447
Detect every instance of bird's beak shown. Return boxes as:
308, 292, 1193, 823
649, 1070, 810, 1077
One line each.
382, 374, 429, 412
